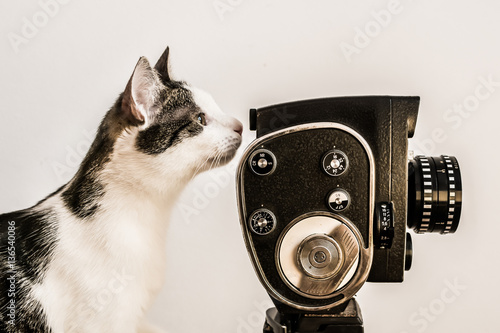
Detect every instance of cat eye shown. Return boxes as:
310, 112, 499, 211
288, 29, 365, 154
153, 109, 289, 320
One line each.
197, 113, 207, 126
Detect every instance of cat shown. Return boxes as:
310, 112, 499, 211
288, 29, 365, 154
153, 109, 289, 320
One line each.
0, 46, 243, 333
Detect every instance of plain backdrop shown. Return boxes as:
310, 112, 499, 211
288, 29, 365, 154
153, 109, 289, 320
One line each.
1, 1, 499, 332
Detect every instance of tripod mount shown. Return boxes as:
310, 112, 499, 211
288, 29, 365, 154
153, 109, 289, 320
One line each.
263, 298, 364, 333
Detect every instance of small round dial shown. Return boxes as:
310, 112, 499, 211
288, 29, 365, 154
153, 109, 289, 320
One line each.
327, 189, 351, 212
249, 209, 276, 235
322, 150, 349, 177
249, 149, 277, 176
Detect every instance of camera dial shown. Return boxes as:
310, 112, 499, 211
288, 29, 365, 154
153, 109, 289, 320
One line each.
249, 149, 277, 176
277, 214, 362, 299
374, 202, 395, 249
249, 209, 277, 235
322, 150, 349, 176
297, 234, 343, 279
327, 188, 351, 212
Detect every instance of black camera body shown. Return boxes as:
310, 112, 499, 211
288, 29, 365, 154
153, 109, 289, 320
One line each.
236, 96, 462, 330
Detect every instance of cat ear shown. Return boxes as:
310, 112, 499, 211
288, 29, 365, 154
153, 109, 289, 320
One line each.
154, 46, 171, 84
121, 57, 162, 126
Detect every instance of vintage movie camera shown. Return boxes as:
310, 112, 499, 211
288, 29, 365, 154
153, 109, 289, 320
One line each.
236, 96, 462, 332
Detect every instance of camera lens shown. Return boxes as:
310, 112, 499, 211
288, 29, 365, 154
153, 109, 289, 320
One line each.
408, 155, 462, 234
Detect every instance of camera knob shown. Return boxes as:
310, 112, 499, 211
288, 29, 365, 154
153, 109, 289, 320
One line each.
322, 150, 349, 176
249, 149, 277, 176
249, 209, 277, 235
298, 234, 343, 279
327, 189, 351, 212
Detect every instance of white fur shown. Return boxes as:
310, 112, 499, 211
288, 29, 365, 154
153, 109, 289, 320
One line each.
31, 86, 242, 332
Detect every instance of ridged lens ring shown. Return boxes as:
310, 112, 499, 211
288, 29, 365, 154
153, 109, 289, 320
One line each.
408, 155, 462, 234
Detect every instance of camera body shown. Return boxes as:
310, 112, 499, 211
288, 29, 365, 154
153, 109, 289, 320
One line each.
236, 96, 461, 314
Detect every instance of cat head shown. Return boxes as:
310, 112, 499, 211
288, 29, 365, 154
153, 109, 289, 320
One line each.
106, 47, 243, 193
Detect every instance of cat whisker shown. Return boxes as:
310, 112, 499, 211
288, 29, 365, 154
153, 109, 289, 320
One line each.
190, 146, 218, 181
208, 150, 220, 171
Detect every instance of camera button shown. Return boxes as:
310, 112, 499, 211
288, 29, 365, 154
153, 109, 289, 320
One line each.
327, 189, 351, 212
257, 158, 268, 169
249, 149, 277, 176
249, 209, 277, 235
322, 150, 349, 176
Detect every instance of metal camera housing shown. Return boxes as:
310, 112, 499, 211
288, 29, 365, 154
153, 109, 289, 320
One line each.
236, 96, 462, 316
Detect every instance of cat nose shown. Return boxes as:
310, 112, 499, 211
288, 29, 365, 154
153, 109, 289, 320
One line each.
233, 119, 243, 136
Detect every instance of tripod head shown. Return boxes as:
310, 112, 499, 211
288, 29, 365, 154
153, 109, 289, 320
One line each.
264, 298, 363, 333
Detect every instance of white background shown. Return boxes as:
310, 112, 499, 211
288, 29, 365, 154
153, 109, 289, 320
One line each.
1, 0, 499, 332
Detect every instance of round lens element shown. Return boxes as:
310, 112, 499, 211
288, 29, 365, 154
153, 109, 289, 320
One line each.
408, 155, 462, 234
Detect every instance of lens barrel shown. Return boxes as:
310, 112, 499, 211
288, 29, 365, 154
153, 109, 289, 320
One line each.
408, 155, 462, 234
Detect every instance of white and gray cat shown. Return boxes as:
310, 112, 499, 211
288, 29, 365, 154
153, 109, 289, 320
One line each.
0, 47, 243, 333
